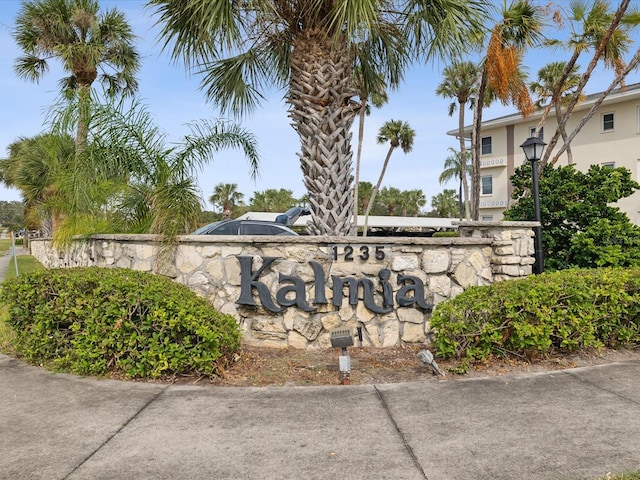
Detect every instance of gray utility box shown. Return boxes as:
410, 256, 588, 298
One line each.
330, 328, 354, 349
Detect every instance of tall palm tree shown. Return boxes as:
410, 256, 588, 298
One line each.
362, 120, 415, 236
436, 61, 478, 220
530, 61, 584, 164
471, 0, 546, 219
537, 0, 640, 168
14, 0, 140, 152
439, 147, 471, 220
210, 183, 245, 219
150, 0, 489, 235
353, 67, 388, 231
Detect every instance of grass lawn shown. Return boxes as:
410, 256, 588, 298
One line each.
0, 239, 15, 255
3, 255, 44, 281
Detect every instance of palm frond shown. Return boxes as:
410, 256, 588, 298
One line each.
174, 120, 260, 181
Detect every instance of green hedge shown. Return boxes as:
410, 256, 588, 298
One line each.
431, 267, 640, 364
0, 267, 241, 378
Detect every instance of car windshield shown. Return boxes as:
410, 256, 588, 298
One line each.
192, 221, 223, 235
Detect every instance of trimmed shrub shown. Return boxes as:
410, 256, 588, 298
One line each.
431, 267, 640, 363
0, 267, 241, 378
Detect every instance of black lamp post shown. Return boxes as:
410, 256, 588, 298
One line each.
520, 136, 546, 274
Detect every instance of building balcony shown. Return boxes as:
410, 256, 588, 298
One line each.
479, 199, 508, 209
480, 158, 507, 169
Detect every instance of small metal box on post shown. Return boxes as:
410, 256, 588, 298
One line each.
330, 328, 354, 385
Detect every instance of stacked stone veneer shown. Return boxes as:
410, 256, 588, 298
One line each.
29, 221, 536, 349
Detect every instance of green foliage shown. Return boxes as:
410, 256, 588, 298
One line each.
0, 201, 25, 231
504, 163, 640, 270
0, 267, 241, 378
0, 305, 16, 355
249, 188, 299, 212
431, 268, 640, 365
429, 189, 459, 218
432, 231, 458, 238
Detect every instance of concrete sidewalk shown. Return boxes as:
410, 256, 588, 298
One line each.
2, 353, 640, 480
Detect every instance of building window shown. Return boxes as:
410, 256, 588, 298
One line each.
530, 127, 544, 140
481, 136, 492, 155
481, 175, 493, 195
601, 162, 615, 168
602, 112, 615, 131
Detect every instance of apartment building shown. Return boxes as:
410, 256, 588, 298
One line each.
448, 83, 640, 224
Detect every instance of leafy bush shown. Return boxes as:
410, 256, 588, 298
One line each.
432, 231, 458, 238
431, 268, 640, 365
503, 164, 640, 270
0, 267, 241, 378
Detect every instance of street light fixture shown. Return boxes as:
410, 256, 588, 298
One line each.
520, 136, 546, 274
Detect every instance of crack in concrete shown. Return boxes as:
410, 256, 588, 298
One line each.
61, 384, 170, 480
564, 364, 640, 407
374, 385, 428, 480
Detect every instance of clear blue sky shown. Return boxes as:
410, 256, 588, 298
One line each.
1, 0, 638, 211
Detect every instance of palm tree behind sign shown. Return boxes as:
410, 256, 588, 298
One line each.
13, 0, 140, 152
436, 61, 478, 220
439, 147, 471, 220
362, 120, 415, 237
210, 183, 245, 219
149, 0, 489, 235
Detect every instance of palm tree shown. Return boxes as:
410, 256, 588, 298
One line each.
399, 189, 426, 217
52, 99, 261, 242
14, 0, 140, 152
378, 187, 402, 216
430, 189, 459, 218
0, 133, 75, 236
362, 120, 415, 236
150, 0, 489, 235
537, 0, 640, 168
357, 181, 374, 216
436, 61, 478, 220
439, 147, 471, 220
529, 61, 584, 164
210, 183, 245, 219
471, 0, 546, 219
353, 67, 389, 231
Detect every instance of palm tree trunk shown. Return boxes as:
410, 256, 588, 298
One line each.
458, 102, 471, 219
554, 101, 573, 164
75, 84, 92, 154
288, 29, 358, 236
541, 0, 630, 169
471, 68, 488, 221
353, 101, 367, 233
362, 145, 394, 237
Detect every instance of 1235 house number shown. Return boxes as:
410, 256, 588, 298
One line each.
331, 245, 385, 262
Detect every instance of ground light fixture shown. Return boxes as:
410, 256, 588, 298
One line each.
330, 328, 354, 385
520, 136, 546, 274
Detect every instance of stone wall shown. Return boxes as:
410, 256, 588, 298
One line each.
29, 222, 536, 349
